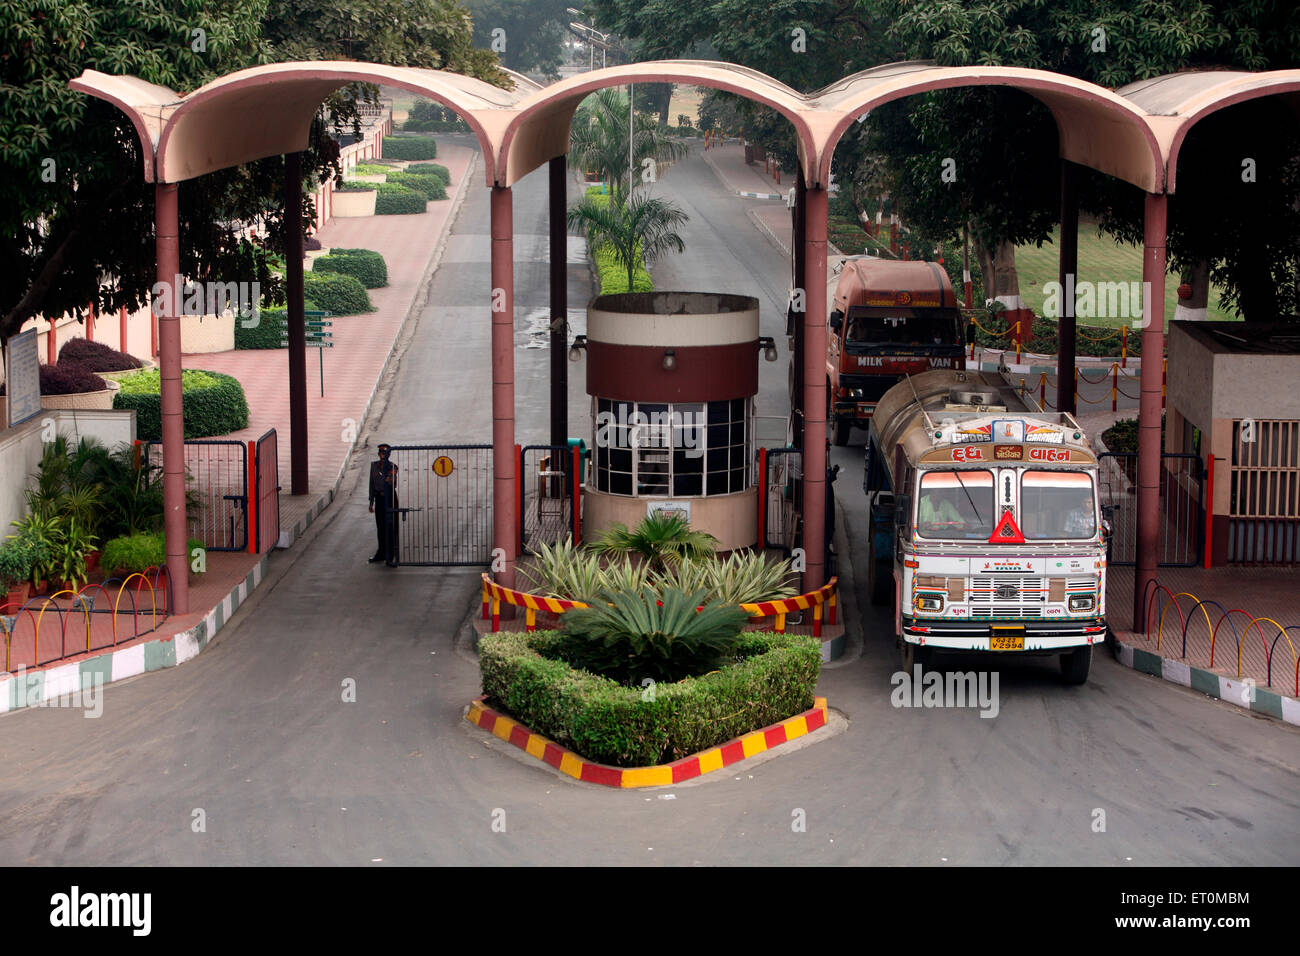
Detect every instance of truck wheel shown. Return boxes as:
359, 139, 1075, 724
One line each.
833, 417, 852, 446
867, 547, 892, 606
900, 639, 931, 673
1060, 646, 1092, 685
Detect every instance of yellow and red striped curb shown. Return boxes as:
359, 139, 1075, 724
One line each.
465, 696, 830, 788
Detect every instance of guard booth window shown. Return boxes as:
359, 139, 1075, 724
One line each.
593, 397, 752, 497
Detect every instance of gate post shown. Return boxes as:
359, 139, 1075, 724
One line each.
801, 184, 828, 592
247, 439, 258, 554
756, 447, 768, 547
491, 186, 518, 594
571, 445, 582, 545
1134, 192, 1167, 632
155, 182, 189, 615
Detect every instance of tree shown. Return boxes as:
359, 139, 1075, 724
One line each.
567, 191, 687, 292
567, 88, 687, 197
462, 0, 571, 79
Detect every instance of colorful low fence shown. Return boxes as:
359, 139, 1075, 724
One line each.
480, 573, 839, 637
1, 569, 173, 672
1138, 578, 1299, 695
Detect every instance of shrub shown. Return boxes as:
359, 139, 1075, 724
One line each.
384, 171, 447, 201
402, 100, 467, 132
101, 532, 208, 576
234, 299, 321, 350
312, 250, 387, 288
588, 513, 717, 571
406, 162, 450, 186
0, 537, 42, 588
302, 273, 374, 315
479, 630, 821, 767
57, 338, 143, 372
382, 135, 438, 160
352, 163, 390, 177
334, 181, 377, 192
11, 363, 110, 396
112, 368, 249, 440
373, 182, 427, 215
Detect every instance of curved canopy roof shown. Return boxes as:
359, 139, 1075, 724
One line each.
70, 60, 1300, 195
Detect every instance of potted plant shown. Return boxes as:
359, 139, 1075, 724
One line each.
332, 180, 378, 217
0, 539, 34, 609
9, 513, 62, 595
54, 517, 97, 593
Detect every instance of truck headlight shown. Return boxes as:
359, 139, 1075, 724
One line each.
915, 593, 944, 612
1068, 595, 1095, 612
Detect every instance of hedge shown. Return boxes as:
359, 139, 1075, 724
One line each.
112, 368, 249, 440
58, 338, 143, 372
478, 630, 821, 767
302, 273, 374, 314
101, 532, 208, 576
384, 171, 447, 201
594, 241, 654, 294
334, 181, 376, 192
352, 163, 390, 177
406, 162, 450, 186
972, 313, 1144, 357
234, 299, 321, 349
373, 182, 427, 215
312, 249, 388, 288
382, 136, 438, 160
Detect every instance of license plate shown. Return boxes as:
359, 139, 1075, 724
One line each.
990, 634, 1024, 650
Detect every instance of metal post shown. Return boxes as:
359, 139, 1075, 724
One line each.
119, 306, 129, 354
549, 157, 568, 449
155, 182, 188, 614
802, 184, 829, 592
1134, 192, 1167, 633
491, 186, 517, 593
1057, 160, 1079, 414
790, 169, 806, 448
247, 439, 258, 555
285, 152, 308, 496
756, 448, 768, 547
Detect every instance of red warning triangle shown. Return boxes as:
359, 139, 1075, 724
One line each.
989, 509, 1025, 544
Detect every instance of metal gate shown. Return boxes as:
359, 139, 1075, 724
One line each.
386, 444, 493, 566
520, 445, 581, 550
253, 429, 280, 553
145, 439, 247, 551
758, 447, 802, 552
1098, 451, 1204, 566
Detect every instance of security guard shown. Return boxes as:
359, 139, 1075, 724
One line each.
368, 443, 399, 563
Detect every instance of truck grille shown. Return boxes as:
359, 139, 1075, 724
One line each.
966, 574, 1096, 618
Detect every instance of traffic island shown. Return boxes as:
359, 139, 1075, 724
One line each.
466, 695, 829, 788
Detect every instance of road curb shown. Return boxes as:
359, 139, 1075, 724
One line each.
748, 207, 790, 256
700, 146, 784, 201
464, 695, 830, 787
1107, 631, 1300, 726
1, 556, 268, 714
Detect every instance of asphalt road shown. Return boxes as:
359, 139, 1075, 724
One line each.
0, 142, 1295, 866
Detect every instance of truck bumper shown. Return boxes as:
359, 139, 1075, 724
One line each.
901, 618, 1106, 652
833, 401, 877, 422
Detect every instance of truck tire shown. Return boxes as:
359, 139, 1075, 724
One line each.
900, 639, 931, 673
833, 417, 852, 446
1060, 646, 1092, 685
867, 546, 892, 606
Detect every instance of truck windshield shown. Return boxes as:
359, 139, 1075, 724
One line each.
846, 307, 958, 347
917, 470, 994, 540
1020, 470, 1097, 539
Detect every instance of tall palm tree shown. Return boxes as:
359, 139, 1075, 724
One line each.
567, 190, 688, 293
568, 88, 688, 198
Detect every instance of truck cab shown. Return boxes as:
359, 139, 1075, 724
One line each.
864, 369, 1107, 684
826, 258, 965, 445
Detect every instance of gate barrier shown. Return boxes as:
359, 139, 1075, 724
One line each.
1098, 451, 1203, 567
481, 573, 838, 636
386, 444, 494, 566
758, 447, 803, 552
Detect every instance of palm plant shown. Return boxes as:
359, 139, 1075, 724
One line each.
568, 88, 687, 198
553, 587, 751, 685
588, 513, 718, 573
566, 190, 688, 294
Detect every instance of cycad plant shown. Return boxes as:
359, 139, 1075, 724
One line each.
552, 587, 751, 685
588, 513, 718, 572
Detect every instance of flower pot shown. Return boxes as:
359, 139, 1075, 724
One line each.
332, 188, 378, 217
85, 550, 102, 574
5, 583, 29, 610
32, 579, 50, 597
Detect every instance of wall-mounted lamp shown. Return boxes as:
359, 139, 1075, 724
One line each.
758, 336, 778, 362
662, 349, 676, 371
568, 334, 588, 362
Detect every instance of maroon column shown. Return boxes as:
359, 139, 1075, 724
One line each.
155, 182, 189, 614
549, 157, 568, 449
1134, 193, 1167, 632
790, 169, 806, 448
285, 152, 308, 496
1057, 160, 1078, 414
491, 186, 517, 591
801, 185, 828, 591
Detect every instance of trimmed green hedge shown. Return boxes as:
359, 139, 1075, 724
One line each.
112, 369, 249, 440
302, 273, 374, 314
584, 185, 654, 294
235, 299, 320, 349
385, 171, 447, 201
373, 182, 427, 215
406, 162, 450, 186
312, 249, 388, 288
102, 532, 207, 576
478, 630, 821, 767
382, 136, 438, 160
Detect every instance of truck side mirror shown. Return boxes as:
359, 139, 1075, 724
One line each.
893, 494, 911, 526
829, 309, 843, 333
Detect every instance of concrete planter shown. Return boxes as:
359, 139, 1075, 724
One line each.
332, 188, 377, 218
180, 312, 235, 354
99, 359, 156, 383
41, 379, 121, 411
348, 174, 386, 183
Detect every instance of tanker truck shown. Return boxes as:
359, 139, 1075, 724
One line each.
862, 368, 1108, 684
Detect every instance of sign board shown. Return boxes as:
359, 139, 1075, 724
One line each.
5, 330, 41, 427
432, 455, 454, 477
646, 500, 691, 522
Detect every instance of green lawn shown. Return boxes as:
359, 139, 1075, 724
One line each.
1015, 226, 1238, 327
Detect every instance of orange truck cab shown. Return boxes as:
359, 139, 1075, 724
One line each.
826, 257, 966, 445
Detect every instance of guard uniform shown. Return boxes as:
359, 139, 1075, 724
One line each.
369, 451, 399, 563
